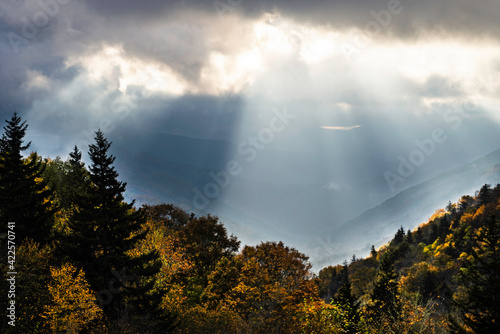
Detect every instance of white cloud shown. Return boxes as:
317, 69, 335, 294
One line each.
320, 125, 362, 131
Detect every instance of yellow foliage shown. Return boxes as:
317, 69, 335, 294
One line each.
45, 263, 105, 333
429, 209, 446, 222
460, 212, 475, 226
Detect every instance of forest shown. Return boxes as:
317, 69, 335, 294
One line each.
1, 112, 499, 333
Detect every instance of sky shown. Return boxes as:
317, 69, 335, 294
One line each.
1, 0, 500, 265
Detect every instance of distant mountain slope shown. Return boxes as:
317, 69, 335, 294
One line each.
311, 148, 500, 267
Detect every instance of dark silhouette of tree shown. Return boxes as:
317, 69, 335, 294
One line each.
477, 184, 492, 206
458, 195, 474, 215
63, 130, 169, 330
370, 245, 378, 258
415, 226, 424, 243
391, 226, 405, 246
0, 113, 54, 243
429, 222, 439, 244
406, 229, 413, 243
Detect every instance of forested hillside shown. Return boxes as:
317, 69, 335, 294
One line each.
1, 113, 499, 333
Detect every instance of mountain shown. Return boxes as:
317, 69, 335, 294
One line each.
111, 131, 500, 268
310, 148, 500, 267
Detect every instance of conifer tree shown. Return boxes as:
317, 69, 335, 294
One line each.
415, 226, 424, 243
64, 130, 169, 329
477, 184, 492, 206
391, 226, 405, 246
335, 262, 360, 333
369, 251, 400, 322
406, 229, 413, 243
0, 113, 54, 243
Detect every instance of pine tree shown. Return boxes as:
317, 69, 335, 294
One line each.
369, 251, 400, 322
0, 113, 54, 243
370, 245, 378, 258
406, 229, 413, 243
64, 130, 170, 329
391, 226, 405, 246
335, 262, 360, 333
415, 226, 424, 243
477, 184, 492, 206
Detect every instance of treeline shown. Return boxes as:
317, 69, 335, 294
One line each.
0, 112, 499, 333
319, 184, 500, 333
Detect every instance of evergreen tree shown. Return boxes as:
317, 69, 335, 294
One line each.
452, 215, 500, 334
477, 184, 492, 206
0, 113, 54, 243
415, 226, 424, 243
391, 226, 405, 246
64, 130, 171, 329
335, 262, 360, 333
369, 251, 400, 322
429, 223, 439, 244
406, 229, 413, 243
370, 245, 377, 258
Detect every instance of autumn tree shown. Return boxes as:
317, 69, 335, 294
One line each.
45, 263, 105, 333
173, 214, 240, 304
452, 215, 500, 333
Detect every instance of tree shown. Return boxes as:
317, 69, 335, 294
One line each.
0, 240, 53, 333
415, 226, 424, 243
0, 113, 54, 243
370, 245, 378, 258
220, 241, 317, 333
477, 184, 492, 206
368, 251, 400, 323
63, 130, 165, 329
447, 200, 457, 216
452, 215, 500, 334
406, 229, 413, 244
45, 263, 105, 333
174, 214, 240, 295
438, 216, 450, 242
335, 262, 360, 333
391, 226, 405, 246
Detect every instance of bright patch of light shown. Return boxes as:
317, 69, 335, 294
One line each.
66, 46, 187, 96
23, 70, 51, 91
321, 125, 361, 131
253, 14, 295, 55
392, 42, 497, 84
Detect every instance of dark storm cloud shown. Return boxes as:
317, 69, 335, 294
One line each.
82, 0, 500, 39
